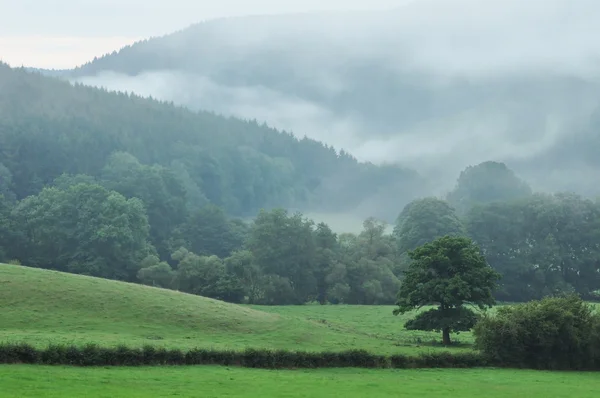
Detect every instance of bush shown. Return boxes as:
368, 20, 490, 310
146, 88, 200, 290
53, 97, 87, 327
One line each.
473, 294, 600, 370
0, 343, 484, 369
0, 342, 39, 364
411, 352, 487, 368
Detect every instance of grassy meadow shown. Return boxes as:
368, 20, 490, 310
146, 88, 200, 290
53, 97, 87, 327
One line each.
2, 366, 599, 398
0, 263, 467, 355
252, 304, 476, 347
2, 263, 599, 397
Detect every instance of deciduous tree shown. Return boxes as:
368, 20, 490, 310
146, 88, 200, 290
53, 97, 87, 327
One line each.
447, 161, 532, 215
11, 183, 154, 280
394, 235, 500, 345
394, 197, 465, 254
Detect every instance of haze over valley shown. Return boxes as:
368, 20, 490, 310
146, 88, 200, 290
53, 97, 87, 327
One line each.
53, 0, 600, 206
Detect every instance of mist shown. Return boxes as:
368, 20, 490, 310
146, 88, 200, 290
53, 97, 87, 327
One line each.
71, 0, 600, 198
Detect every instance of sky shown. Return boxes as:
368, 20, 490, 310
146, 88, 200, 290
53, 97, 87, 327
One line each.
0, 0, 414, 68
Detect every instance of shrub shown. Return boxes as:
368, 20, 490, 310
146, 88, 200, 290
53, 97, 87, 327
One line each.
411, 352, 486, 368
473, 294, 600, 370
0, 342, 39, 364
0, 343, 484, 369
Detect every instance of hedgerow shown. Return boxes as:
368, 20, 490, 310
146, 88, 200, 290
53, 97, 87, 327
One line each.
0, 343, 486, 369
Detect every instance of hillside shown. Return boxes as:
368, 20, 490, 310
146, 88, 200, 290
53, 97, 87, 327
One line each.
0, 264, 462, 354
66, 0, 600, 197
0, 62, 425, 222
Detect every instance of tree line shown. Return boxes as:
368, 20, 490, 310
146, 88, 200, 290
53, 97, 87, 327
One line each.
1, 63, 599, 304
397, 161, 600, 302
1, 159, 599, 304
0, 177, 400, 305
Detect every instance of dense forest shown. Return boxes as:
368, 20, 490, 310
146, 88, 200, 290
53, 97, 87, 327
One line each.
1, 63, 599, 304
0, 62, 425, 219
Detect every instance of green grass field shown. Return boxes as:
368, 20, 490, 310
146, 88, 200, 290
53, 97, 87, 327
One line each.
2, 366, 599, 398
2, 263, 600, 397
0, 263, 466, 354
252, 304, 475, 346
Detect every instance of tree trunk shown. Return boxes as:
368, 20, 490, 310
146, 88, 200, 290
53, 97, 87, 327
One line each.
442, 327, 451, 346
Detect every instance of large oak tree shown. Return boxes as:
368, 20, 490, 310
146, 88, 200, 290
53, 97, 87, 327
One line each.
394, 235, 500, 345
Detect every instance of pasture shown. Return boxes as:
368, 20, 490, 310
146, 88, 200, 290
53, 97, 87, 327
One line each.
0, 264, 468, 354
2, 366, 599, 398
2, 263, 599, 398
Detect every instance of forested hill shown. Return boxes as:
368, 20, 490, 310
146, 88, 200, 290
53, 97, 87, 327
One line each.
2, 62, 598, 303
0, 62, 425, 220
65, 1, 600, 198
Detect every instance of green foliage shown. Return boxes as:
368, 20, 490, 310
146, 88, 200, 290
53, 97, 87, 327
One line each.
137, 255, 176, 288
394, 197, 465, 254
245, 209, 318, 304
169, 204, 247, 259
100, 152, 188, 258
394, 235, 500, 344
9, 183, 154, 281
405, 307, 479, 334
447, 161, 532, 215
171, 248, 245, 303
314, 222, 338, 304
0, 342, 485, 369
332, 219, 400, 305
0, 63, 431, 304
224, 250, 265, 304
0, 62, 420, 220
52, 173, 97, 190
2, 65, 600, 305
0, 194, 12, 262
473, 295, 600, 370
466, 193, 600, 301
0, 163, 16, 202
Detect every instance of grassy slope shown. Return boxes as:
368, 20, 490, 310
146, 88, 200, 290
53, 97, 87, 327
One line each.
253, 305, 476, 347
2, 366, 599, 398
255, 303, 600, 348
0, 264, 462, 354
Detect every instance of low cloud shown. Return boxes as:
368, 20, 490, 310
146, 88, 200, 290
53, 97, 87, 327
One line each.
74, 67, 599, 197
71, 0, 600, 198
74, 70, 367, 151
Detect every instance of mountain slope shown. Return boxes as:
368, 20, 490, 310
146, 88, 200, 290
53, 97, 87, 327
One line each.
0, 63, 425, 220
66, 0, 600, 196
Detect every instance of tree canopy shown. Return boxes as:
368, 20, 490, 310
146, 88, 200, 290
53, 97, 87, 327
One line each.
10, 183, 153, 281
0, 63, 599, 306
394, 235, 501, 345
394, 197, 465, 254
465, 192, 600, 301
447, 161, 532, 215
0, 62, 423, 223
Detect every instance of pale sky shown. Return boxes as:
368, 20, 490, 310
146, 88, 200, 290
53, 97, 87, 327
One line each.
0, 0, 414, 68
